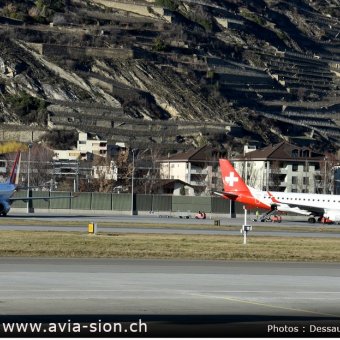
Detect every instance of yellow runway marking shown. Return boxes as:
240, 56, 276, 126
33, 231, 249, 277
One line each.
193, 293, 340, 318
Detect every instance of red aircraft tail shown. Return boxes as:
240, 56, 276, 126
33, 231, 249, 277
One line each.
219, 159, 251, 195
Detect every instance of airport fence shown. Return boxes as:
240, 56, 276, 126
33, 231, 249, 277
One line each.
11, 191, 247, 215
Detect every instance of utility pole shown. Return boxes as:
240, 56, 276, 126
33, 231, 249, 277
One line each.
27, 143, 32, 213
266, 160, 270, 191
131, 149, 137, 216
324, 157, 327, 194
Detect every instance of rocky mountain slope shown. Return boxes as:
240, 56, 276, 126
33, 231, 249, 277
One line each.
0, 0, 339, 153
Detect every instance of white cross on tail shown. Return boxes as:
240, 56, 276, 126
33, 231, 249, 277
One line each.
224, 172, 239, 187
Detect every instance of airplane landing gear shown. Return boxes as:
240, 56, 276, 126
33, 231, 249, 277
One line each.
309, 216, 332, 224
257, 209, 277, 222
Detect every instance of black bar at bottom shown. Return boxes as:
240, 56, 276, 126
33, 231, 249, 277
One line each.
0, 315, 340, 337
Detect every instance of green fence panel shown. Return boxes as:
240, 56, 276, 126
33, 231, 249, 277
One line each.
112, 193, 131, 211
152, 195, 172, 212
236, 202, 246, 213
172, 196, 211, 213
71, 192, 91, 210
10, 191, 27, 208
10, 189, 256, 214
49, 192, 71, 209
31, 191, 50, 209
211, 198, 258, 215
211, 197, 230, 214
234, 202, 262, 214
136, 194, 152, 212
92, 193, 112, 210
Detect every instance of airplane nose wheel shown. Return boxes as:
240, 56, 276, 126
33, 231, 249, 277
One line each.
308, 217, 316, 223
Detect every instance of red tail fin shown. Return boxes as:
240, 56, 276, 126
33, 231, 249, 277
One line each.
8, 151, 21, 185
219, 159, 251, 195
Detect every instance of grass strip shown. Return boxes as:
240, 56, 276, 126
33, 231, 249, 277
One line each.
1, 231, 340, 262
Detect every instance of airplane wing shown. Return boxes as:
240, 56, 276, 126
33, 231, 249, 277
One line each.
9, 195, 77, 203
275, 201, 325, 215
213, 191, 238, 199
16, 185, 50, 190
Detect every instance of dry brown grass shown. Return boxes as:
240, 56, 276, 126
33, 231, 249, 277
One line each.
1, 231, 340, 262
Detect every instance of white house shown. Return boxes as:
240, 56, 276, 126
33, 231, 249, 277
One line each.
91, 161, 118, 180
158, 145, 227, 196
53, 149, 81, 161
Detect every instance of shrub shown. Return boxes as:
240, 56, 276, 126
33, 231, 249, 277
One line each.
154, 0, 178, 11
0, 141, 27, 154
152, 37, 167, 51
43, 129, 78, 149
7, 92, 47, 125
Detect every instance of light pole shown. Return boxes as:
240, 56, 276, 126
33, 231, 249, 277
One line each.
27, 143, 32, 213
131, 149, 136, 216
324, 157, 327, 194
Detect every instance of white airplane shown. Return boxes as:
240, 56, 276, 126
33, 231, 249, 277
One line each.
215, 159, 340, 223
0, 151, 74, 216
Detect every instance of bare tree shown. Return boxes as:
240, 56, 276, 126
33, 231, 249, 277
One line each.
247, 162, 262, 189
23, 144, 54, 189
90, 155, 116, 193
319, 153, 338, 194
114, 148, 132, 191
136, 147, 162, 194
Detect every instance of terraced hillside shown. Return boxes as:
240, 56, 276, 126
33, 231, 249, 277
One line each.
0, 0, 339, 152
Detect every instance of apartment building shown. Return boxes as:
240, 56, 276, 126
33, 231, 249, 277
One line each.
158, 145, 227, 195
77, 132, 107, 160
232, 142, 326, 193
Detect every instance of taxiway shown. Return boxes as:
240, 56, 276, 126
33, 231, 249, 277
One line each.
1, 258, 340, 317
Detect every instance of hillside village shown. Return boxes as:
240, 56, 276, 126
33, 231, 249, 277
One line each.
0, 0, 339, 194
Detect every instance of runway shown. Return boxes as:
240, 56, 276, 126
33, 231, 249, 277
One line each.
0, 258, 339, 336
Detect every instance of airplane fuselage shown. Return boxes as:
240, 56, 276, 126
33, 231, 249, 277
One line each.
249, 188, 340, 216
0, 183, 16, 216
